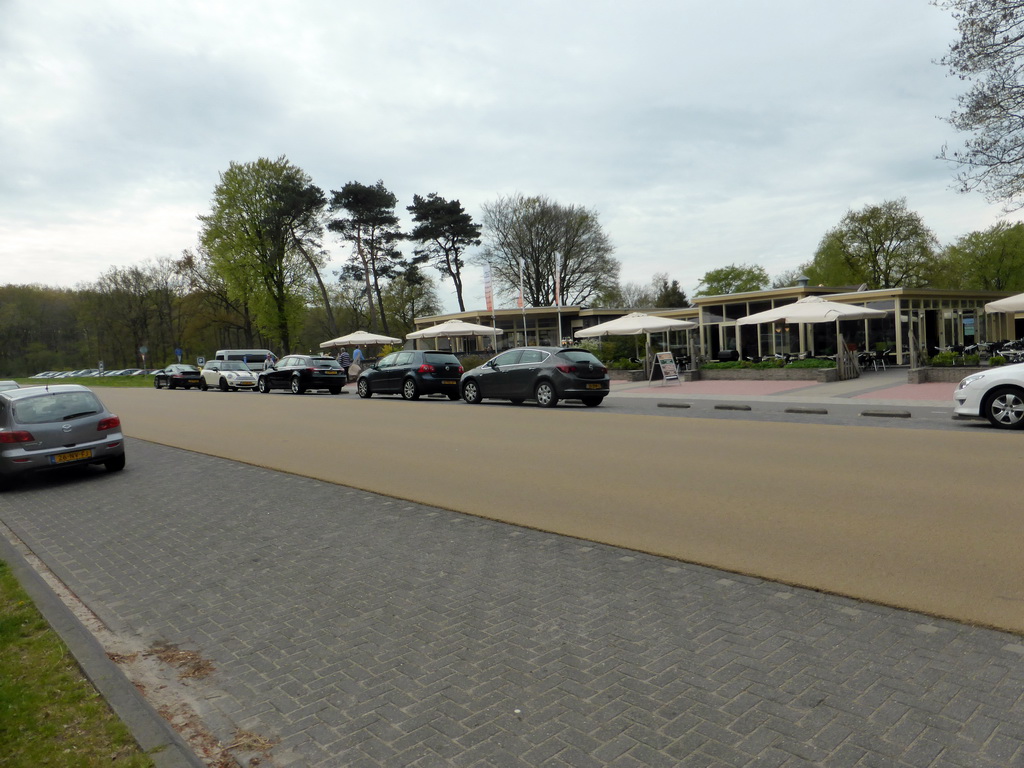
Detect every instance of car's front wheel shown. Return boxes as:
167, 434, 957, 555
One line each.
984, 386, 1024, 429
535, 381, 559, 408
357, 379, 372, 398
258, 377, 271, 394
291, 376, 305, 395
401, 378, 420, 400
200, 379, 209, 391
153, 377, 162, 389
462, 379, 482, 404
219, 378, 229, 392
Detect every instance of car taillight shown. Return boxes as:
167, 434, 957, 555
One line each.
458, 365, 464, 374
97, 416, 121, 431
556, 364, 577, 373
0, 430, 34, 443
417, 364, 436, 373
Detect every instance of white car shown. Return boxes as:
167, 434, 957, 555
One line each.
199, 360, 258, 392
952, 363, 1024, 429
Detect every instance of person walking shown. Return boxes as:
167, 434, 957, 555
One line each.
352, 345, 364, 366
336, 347, 352, 381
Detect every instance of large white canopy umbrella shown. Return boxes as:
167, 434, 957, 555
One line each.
736, 296, 887, 326
574, 312, 697, 337
407, 319, 504, 339
985, 292, 1024, 313
319, 330, 402, 349
407, 319, 504, 351
736, 296, 887, 363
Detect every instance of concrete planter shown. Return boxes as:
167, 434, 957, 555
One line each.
608, 369, 645, 382
686, 367, 838, 383
908, 366, 987, 384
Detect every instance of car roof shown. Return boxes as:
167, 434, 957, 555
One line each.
0, 383, 93, 402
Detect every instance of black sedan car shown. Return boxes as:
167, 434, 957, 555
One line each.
153, 364, 202, 389
460, 347, 610, 407
257, 354, 346, 394
356, 350, 463, 400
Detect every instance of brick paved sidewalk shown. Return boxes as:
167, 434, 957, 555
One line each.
2, 440, 1023, 767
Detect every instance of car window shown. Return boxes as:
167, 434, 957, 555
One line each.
519, 349, 547, 364
424, 353, 460, 365
558, 350, 604, 366
14, 392, 102, 424
378, 353, 398, 368
313, 358, 342, 369
395, 352, 414, 365
492, 350, 523, 366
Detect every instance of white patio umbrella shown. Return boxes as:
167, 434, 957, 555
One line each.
984, 292, 1024, 313
736, 296, 887, 360
736, 296, 887, 326
319, 330, 402, 349
573, 312, 697, 337
407, 319, 504, 350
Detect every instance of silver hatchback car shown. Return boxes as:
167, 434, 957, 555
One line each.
0, 384, 126, 487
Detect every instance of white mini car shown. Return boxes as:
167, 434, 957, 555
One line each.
199, 360, 258, 392
952, 363, 1024, 429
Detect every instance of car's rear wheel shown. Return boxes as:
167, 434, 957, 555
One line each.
168, 381, 177, 390
258, 377, 271, 394
462, 379, 482, 404
328, 387, 341, 395
401, 378, 420, 400
447, 392, 461, 401
357, 379, 372, 398
291, 376, 305, 395
104, 454, 126, 472
535, 381, 559, 408
219, 378, 229, 392
581, 396, 604, 407
984, 386, 1024, 429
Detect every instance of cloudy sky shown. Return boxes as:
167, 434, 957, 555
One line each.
2, 0, 1018, 312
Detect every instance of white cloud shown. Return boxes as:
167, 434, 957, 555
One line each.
1, 0, 1020, 311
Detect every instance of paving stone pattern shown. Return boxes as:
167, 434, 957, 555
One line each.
2, 439, 1024, 767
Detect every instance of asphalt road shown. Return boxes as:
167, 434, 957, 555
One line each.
95, 386, 1024, 635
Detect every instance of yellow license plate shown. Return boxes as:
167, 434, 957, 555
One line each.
586, 383, 603, 389
442, 380, 458, 385
186, 379, 199, 384
323, 370, 337, 375
52, 449, 92, 465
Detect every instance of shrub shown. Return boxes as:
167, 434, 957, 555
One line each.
459, 355, 487, 371
608, 358, 640, 370
990, 355, 1007, 366
785, 358, 836, 369
929, 351, 957, 366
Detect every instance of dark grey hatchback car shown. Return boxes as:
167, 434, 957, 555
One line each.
356, 350, 464, 400
257, 354, 346, 394
460, 347, 610, 407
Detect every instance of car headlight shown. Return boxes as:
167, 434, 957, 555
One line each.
957, 373, 986, 390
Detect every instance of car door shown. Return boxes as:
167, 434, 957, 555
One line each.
202, 362, 220, 388
372, 353, 401, 393
481, 350, 523, 398
265, 356, 293, 390
505, 349, 549, 399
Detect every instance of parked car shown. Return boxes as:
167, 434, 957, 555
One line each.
953, 363, 1024, 429
0, 384, 125, 488
199, 360, 257, 392
356, 350, 463, 400
460, 347, 610, 407
153, 364, 202, 390
257, 354, 346, 394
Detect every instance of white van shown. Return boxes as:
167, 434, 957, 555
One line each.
214, 349, 275, 372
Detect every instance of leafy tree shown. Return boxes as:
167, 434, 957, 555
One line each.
807, 199, 938, 289
176, 247, 265, 350
935, 0, 1024, 210
478, 193, 619, 307
934, 221, 1024, 290
198, 156, 328, 351
328, 180, 409, 335
693, 263, 770, 297
407, 193, 481, 312
652, 273, 689, 308
771, 267, 810, 289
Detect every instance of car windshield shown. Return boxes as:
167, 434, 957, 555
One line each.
312, 358, 343, 369
13, 392, 103, 424
424, 353, 460, 365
